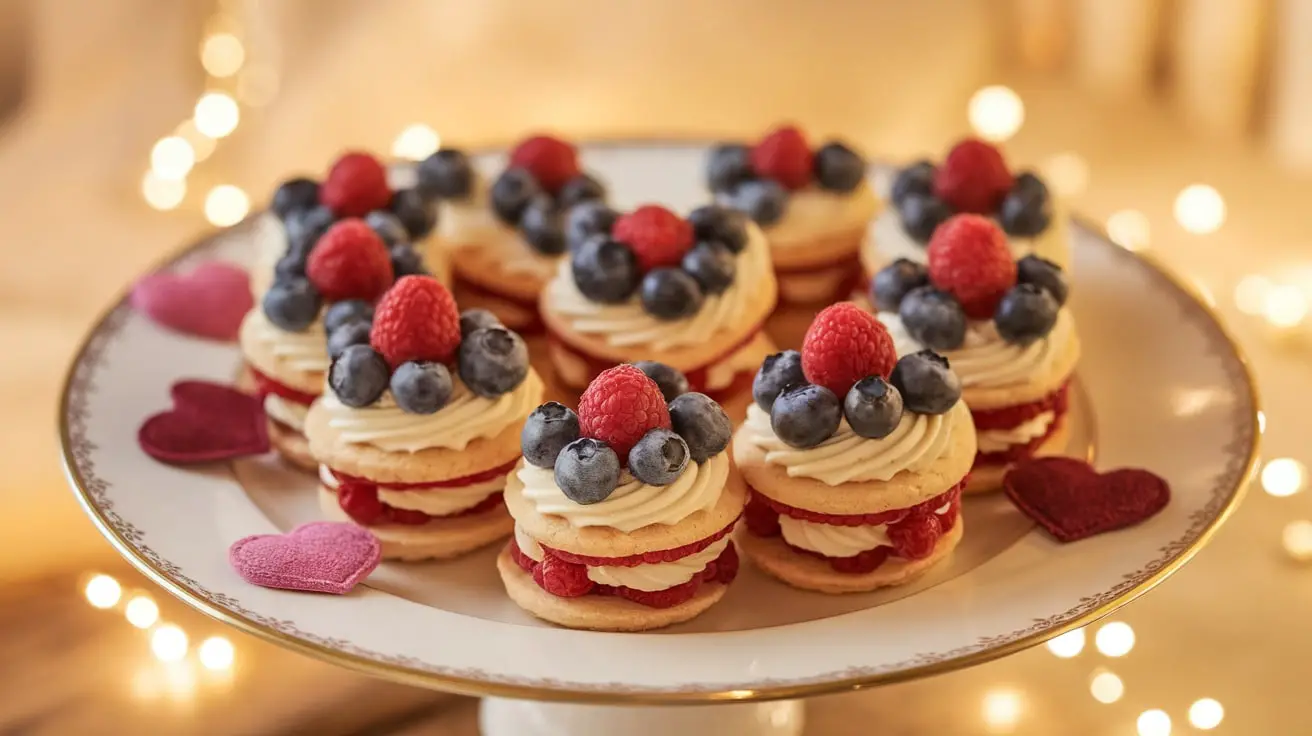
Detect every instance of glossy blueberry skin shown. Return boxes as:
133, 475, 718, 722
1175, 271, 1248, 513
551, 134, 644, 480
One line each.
687, 204, 750, 254
272, 177, 320, 220
668, 392, 732, 463
770, 383, 842, 449
999, 172, 1052, 237
681, 241, 737, 295
323, 299, 374, 334
1016, 254, 1068, 306
843, 376, 904, 439
871, 258, 930, 313
519, 195, 566, 255
490, 168, 542, 225
365, 210, 409, 246
416, 149, 473, 200
634, 361, 690, 402
554, 438, 622, 505
556, 173, 606, 211
274, 250, 308, 282
329, 345, 390, 408
571, 236, 640, 303
890, 161, 936, 207
640, 268, 704, 321
326, 320, 372, 360
706, 143, 754, 193
262, 278, 322, 332
284, 205, 335, 254
899, 286, 968, 351
459, 308, 501, 338
389, 188, 438, 240
565, 201, 619, 251
457, 326, 530, 398
389, 361, 454, 414
521, 402, 581, 469
897, 193, 953, 243
993, 283, 1059, 345
889, 350, 961, 415
628, 428, 690, 486
752, 350, 806, 412
813, 142, 866, 193
726, 179, 789, 227
389, 243, 429, 277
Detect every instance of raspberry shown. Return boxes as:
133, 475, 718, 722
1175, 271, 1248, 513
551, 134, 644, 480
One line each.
306, 219, 395, 301
971, 381, 1070, 430
829, 547, 890, 574
750, 125, 813, 190
320, 151, 392, 217
577, 365, 672, 461
509, 135, 580, 194
888, 513, 942, 560
386, 506, 432, 525
744, 494, 782, 537
508, 540, 538, 573
713, 542, 739, 584
611, 205, 694, 272
937, 499, 960, 531
542, 518, 737, 568
369, 276, 462, 367
749, 484, 964, 526
538, 553, 594, 597
337, 485, 385, 525
801, 303, 897, 396
926, 215, 1017, 319
932, 138, 1013, 214
616, 578, 700, 609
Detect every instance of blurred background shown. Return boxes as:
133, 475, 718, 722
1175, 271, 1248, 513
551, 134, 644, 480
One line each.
6, 0, 1312, 733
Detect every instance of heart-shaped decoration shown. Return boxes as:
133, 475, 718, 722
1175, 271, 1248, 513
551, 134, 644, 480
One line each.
1003, 457, 1171, 543
131, 262, 253, 341
138, 380, 269, 464
229, 522, 381, 594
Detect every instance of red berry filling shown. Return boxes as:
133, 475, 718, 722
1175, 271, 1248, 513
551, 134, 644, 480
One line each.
249, 367, 320, 407
747, 482, 964, 527
970, 381, 1070, 431
541, 516, 739, 568
327, 458, 517, 526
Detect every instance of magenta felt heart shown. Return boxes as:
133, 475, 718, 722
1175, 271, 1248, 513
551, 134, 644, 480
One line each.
229, 522, 381, 594
138, 380, 269, 464
1003, 457, 1171, 543
131, 262, 253, 341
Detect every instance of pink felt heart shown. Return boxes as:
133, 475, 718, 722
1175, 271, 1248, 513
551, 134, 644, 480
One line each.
131, 262, 253, 341
1003, 457, 1171, 543
139, 380, 269, 464
229, 522, 381, 594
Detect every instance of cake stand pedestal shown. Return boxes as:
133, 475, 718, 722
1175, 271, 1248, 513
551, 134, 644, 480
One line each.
478, 697, 805, 736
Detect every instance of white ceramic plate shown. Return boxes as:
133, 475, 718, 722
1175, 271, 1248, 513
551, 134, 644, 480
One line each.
60, 142, 1258, 703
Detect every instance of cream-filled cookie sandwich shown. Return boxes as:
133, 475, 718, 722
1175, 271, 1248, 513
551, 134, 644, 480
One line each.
542, 203, 777, 400
255, 150, 449, 298
499, 364, 744, 631
735, 304, 973, 594
708, 125, 879, 304
868, 215, 1079, 493
862, 138, 1071, 280
413, 136, 609, 333
305, 276, 543, 560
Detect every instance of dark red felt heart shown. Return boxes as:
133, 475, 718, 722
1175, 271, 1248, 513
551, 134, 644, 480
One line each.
139, 381, 269, 464
1003, 457, 1170, 543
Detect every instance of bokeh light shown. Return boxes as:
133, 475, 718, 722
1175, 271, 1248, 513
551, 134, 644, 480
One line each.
84, 574, 121, 609
1262, 458, 1305, 497
1042, 152, 1089, 198
150, 137, 195, 180
174, 119, 217, 163
199, 636, 235, 671
1106, 209, 1150, 251
981, 688, 1023, 731
124, 595, 160, 629
141, 172, 186, 211
1189, 698, 1224, 730
200, 33, 245, 77
1234, 274, 1274, 315
194, 92, 240, 138
1046, 628, 1085, 658
204, 185, 250, 226
392, 124, 441, 161
150, 624, 189, 662
1283, 520, 1312, 561
1137, 709, 1172, 736
1094, 621, 1135, 657
1089, 669, 1124, 704
968, 86, 1025, 142
1173, 184, 1226, 234
1263, 285, 1308, 328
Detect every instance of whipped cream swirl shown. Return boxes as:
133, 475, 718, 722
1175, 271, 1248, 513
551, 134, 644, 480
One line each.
743, 403, 953, 486
318, 371, 543, 453
879, 309, 1075, 390
245, 308, 330, 373
516, 450, 730, 532
545, 223, 772, 350
759, 184, 878, 246
514, 525, 728, 592
264, 394, 310, 431
779, 502, 953, 558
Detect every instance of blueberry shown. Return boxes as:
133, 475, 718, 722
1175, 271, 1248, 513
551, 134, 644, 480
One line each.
891, 161, 936, 207
457, 326, 529, 397
324, 299, 374, 334
416, 149, 473, 199
1016, 254, 1068, 306
813, 141, 866, 193
994, 283, 1059, 345
518, 195, 566, 255
556, 173, 606, 211
285, 204, 335, 253
554, 438, 621, 505
687, 204, 750, 254
706, 143, 754, 192
390, 242, 430, 277
681, 242, 736, 295
571, 236, 640, 303
628, 428, 690, 485
327, 320, 372, 360
389, 188, 438, 240
898, 286, 967, 351
565, 201, 619, 251
262, 278, 322, 332
365, 210, 409, 246
843, 377, 904, 439
521, 402, 581, 468
871, 258, 930, 312
272, 177, 320, 220
635, 360, 690, 402
329, 344, 390, 408
999, 172, 1052, 237
752, 350, 806, 411
668, 392, 732, 462
459, 308, 501, 337
274, 250, 307, 282
898, 193, 952, 243
490, 167, 541, 225
390, 361, 454, 414
640, 268, 704, 320
770, 384, 842, 449
890, 350, 961, 415
726, 179, 788, 227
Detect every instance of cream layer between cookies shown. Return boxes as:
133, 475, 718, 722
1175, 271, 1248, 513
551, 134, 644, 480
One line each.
779, 501, 953, 557
320, 464, 505, 516
514, 524, 730, 592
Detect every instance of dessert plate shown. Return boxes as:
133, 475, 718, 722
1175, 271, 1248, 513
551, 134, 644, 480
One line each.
61, 142, 1257, 707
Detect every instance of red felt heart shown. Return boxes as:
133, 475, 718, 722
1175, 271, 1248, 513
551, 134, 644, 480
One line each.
131, 262, 253, 341
229, 522, 380, 595
139, 381, 270, 464
1003, 457, 1171, 543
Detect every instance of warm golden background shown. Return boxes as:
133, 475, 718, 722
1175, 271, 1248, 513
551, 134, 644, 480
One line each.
4, 0, 1311, 733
